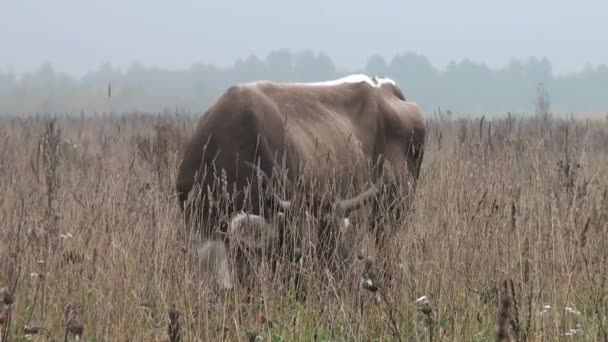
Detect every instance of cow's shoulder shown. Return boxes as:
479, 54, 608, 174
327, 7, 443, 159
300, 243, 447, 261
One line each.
380, 95, 426, 137
205, 82, 279, 124
217, 82, 266, 104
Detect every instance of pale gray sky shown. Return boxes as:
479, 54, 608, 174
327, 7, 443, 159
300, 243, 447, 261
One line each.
1, 0, 606, 77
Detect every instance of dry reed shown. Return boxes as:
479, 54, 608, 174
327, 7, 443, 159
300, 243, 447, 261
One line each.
0, 107, 607, 340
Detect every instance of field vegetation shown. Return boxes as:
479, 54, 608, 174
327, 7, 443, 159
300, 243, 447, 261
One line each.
1, 93, 607, 340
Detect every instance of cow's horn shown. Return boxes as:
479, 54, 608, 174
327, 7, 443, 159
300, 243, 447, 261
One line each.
335, 178, 382, 214
243, 161, 292, 211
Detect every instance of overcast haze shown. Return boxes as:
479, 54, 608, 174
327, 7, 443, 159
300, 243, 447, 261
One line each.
2, 0, 607, 76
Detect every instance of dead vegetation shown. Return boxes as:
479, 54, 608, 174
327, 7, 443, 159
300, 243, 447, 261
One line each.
0, 106, 607, 341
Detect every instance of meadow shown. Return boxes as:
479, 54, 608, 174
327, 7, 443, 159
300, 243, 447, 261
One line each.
0, 106, 607, 341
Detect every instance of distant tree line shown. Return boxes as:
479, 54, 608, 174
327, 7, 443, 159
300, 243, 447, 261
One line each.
0, 49, 606, 116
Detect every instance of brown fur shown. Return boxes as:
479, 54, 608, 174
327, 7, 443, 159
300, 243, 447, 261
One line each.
176, 76, 426, 234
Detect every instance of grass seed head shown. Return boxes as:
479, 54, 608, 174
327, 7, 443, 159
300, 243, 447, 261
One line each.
0, 288, 12, 305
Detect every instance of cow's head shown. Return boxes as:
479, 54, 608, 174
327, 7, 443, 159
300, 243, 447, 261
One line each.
228, 211, 280, 252
237, 161, 381, 263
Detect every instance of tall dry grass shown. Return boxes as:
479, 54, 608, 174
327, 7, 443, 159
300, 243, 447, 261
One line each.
0, 108, 607, 341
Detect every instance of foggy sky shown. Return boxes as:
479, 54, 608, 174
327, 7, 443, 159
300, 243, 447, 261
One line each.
2, 0, 606, 77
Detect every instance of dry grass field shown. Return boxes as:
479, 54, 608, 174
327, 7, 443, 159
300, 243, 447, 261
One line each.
1, 108, 607, 341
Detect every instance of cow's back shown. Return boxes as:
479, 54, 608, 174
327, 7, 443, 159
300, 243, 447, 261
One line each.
251, 81, 386, 195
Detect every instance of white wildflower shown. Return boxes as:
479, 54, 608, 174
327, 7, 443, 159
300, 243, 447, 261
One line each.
565, 306, 581, 316
539, 304, 551, 315
564, 328, 581, 336
416, 296, 429, 305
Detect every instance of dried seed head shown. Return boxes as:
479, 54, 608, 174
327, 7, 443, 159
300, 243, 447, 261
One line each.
499, 291, 511, 309
496, 329, 508, 339
65, 302, 81, 319
359, 255, 379, 292
0, 288, 13, 305
156, 330, 171, 342
416, 296, 433, 315
65, 303, 84, 338
246, 332, 263, 342
67, 318, 84, 337
23, 325, 42, 335
361, 277, 379, 292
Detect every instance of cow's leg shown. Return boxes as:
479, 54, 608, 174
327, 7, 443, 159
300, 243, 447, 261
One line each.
293, 254, 307, 302
369, 164, 400, 246
372, 142, 424, 235
405, 143, 424, 201
377, 144, 423, 288
369, 178, 399, 288
368, 145, 422, 289
180, 187, 239, 290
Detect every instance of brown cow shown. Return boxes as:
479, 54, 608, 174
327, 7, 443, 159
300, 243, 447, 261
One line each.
176, 74, 426, 289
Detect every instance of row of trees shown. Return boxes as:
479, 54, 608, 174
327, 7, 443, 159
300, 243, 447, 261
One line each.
1, 49, 606, 116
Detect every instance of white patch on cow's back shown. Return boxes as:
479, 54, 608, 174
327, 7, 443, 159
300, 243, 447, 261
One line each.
297, 74, 397, 88
243, 74, 397, 89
